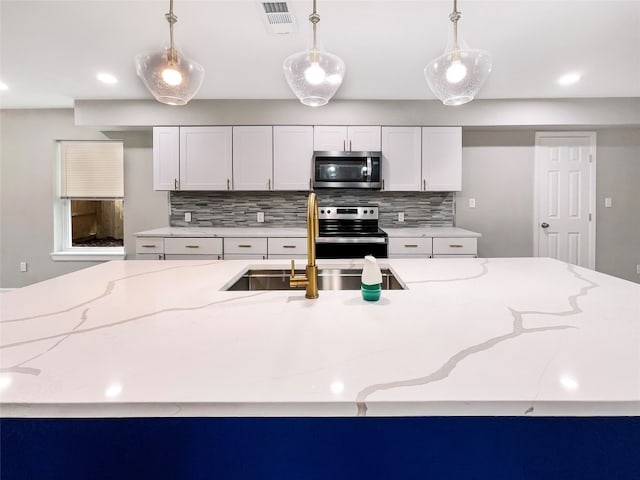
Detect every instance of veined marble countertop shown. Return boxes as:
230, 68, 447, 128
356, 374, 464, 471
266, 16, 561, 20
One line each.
134, 226, 480, 238
383, 227, 481, 238
1, 258, 637, 418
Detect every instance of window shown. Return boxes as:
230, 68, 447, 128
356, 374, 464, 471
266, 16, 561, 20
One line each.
52, 141, 125, 261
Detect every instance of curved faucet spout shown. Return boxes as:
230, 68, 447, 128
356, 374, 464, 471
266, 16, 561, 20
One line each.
290, 192, 319, 299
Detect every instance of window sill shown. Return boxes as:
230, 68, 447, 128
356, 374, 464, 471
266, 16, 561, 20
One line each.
50, 248, 126, 262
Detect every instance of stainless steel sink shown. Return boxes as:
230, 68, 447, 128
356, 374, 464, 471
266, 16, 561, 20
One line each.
224, 267, 405, 291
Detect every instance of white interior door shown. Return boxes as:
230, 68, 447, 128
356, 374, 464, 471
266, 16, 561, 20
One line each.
534, 132, 596, 268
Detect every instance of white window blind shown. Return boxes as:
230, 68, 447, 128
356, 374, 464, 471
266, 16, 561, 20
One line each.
59, 141, 124, 198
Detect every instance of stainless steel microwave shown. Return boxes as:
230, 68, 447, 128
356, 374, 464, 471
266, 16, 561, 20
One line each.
312, 151, 382, 189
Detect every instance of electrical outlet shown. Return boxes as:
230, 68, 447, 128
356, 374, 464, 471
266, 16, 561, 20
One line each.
184, 212, 192, 222
257, 212, 265, 223
398, 212, 405, 222
469, 198, 476, 208
605, 197, 612, 208
19, 261, 27, 272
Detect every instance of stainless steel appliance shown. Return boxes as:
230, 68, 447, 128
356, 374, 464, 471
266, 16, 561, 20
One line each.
313, 151, 382, 189
316, 206, 388, 259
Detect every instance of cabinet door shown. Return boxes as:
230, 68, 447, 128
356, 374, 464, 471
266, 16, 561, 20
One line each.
273, 126, 313, 190
422, 127, 462, 191
381, 127, 421, 191
313, 126, 347, 151
233, 126, 273, 191
180, 127, 232, 190
348, 126, 381, 151
153, 127, 180, 191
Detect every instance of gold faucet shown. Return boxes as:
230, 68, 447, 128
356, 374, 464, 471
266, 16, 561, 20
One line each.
290, 192, 319, 299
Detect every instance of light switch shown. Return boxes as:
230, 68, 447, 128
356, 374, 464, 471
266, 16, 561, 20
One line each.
184, 212, 192, 222
469, 198, 476, 208
257, 212, 265, 223
398, 212, 405, 222
19, 261, 27, 272
604, 197, 612, 208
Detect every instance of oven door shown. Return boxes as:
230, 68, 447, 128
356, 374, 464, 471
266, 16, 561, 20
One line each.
316, 237, 388, 259
313, 152, 381, 189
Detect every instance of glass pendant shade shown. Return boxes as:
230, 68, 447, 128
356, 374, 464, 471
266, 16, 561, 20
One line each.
283, 48, 345, 107
135, 48, 204, 106
424, 47, 492, 106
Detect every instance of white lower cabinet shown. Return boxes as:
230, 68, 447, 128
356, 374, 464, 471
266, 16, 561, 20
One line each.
136, 237, 165, 259
388, 237, 433, 258
432, 237, 477, 257
163, 237, 223, 260
268, 237, 307, 259
223, 238, 267, 260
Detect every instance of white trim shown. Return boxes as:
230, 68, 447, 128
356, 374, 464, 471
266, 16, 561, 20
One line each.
50, 248, 126, 262
533, 131, 596, 270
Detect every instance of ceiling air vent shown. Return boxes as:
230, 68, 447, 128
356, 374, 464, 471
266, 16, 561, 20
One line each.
260, 2, 297, 34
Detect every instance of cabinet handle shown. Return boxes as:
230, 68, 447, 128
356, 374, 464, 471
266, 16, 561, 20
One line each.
227, 179, 230, 190
238, 244, 252, 248
174, 178, 178, 190
309, 178, 312, 190
423, 179, 426, 191
404, 244, 418, 248
343, 139, 346, 150
268, 178, 271, 190
449, 244, 463, 248
185, 245, 200, 249
349, 140, 352, 151
283, 245, 297, 249
141, 244, 157, 248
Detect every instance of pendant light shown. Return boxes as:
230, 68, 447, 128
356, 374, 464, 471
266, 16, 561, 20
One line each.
283, 0, 345, 107
135, 0, 204, 106
424, 0, 492, 106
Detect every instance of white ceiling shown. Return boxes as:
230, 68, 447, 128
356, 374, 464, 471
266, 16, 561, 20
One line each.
1, 0, 639, 109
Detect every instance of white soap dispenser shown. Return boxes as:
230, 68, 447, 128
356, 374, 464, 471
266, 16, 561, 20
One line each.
361, 255, 382, 301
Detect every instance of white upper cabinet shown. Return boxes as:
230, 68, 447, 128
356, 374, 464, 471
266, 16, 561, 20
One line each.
313, 126, 381, 151
153, 127, 180, 191
421, 127, 462, 192
273, 126, 313, 191
233, 126, 273, 191
180, 126, 233, 191
381, 127, 422, 191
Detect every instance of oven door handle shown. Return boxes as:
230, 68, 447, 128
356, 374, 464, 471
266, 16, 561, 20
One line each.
316, 237, 388, 244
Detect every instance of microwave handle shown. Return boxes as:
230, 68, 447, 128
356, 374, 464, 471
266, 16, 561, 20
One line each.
366, 157, 372, 182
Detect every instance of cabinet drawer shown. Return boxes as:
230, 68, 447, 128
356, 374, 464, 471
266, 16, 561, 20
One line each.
224, 237, 268, 255
164, 237, 223, 255
432, 237, 477, 255
389, 237, 433, 256
268, 237, 307, 256
136, 237, 164, 254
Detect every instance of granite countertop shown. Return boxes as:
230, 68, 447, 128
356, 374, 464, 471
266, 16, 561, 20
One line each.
135, 226, 481, 238
1, 257, 638, 418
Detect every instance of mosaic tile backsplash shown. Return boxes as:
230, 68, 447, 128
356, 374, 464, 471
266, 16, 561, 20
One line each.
170, 191, 455, 228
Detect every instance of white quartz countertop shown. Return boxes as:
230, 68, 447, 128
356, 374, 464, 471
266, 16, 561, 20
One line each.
383, 227, 481, 238
135, 227, 307, 237
1, 258, 638, 418
135, 226, 480, 238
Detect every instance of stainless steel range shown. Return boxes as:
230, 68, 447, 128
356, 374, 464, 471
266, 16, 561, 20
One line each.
315, 206, 388, 259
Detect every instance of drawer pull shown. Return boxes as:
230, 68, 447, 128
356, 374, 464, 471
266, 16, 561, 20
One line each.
238, 244, 252, 248
141, 244, 157, 248
283, 245, 297, 249
449, 244, 464, 248
185, 245, 200, 249
404, 244, 418, 248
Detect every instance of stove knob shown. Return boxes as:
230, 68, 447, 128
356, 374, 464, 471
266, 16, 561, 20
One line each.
320, 209, 325, 214
369, 209, 374, 214
362, 210, 367, 214
327, 209, 331, 214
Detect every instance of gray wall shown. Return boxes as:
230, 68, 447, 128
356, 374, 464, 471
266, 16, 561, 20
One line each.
0, 110, 168, 288
456, 128, 640, 283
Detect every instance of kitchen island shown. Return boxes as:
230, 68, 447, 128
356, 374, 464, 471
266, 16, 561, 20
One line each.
1, 257, 639, 478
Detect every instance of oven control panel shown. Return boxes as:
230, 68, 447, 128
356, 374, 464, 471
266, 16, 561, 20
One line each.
318, 206, 379, 220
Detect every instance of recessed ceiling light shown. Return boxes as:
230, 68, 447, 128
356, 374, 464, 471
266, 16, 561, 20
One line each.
0, 82, 8, 91
557, 72, 582, 86
97, 73, 118, 84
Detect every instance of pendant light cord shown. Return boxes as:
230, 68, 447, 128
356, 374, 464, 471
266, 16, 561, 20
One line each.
309, 0, 320, 52
165, 0, 178, 64
449, 0, 462, 55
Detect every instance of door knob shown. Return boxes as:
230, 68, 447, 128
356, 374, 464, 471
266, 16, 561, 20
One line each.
541, 222, 549, 228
